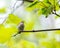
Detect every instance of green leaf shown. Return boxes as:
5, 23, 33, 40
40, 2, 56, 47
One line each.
41, 5, 53, 17
28, 1, 39, 7
6, 14, 21, 25
0, 24, 17, 43
0, 8, 6, 13
49, 0, 57, 5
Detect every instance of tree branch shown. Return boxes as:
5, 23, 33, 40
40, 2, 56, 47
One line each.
19, 28, 60, 32
54, 0, 56, 13
13, 28, 60, 37
52, 11, 60, 17
23, 0, 34, 2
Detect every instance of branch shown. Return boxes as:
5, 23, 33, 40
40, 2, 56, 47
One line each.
54, 0, 56, 12
47, 0, 60, 17
13, 28, 60, 37
52, 11, 60, 17
23, 0, 34, 2
19, 28, 60, 32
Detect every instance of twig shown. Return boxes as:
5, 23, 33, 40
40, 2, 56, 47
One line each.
54, 0, 56, 13
19, 28, 60, 32
13, 28, 60, 37
52, 11, 60, 17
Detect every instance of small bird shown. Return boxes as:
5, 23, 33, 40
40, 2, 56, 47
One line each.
13, 21, 24, 36
18, 21, 24, 33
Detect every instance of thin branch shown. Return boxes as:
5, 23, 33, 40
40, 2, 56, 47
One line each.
52, 11, 60, 17
54, 0, 56, 13
19, 28, 60, 32
13, 28, 60, 37
23, 0, 34, 2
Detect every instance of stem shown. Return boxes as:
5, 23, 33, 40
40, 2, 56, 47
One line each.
54, 0, 56, 12
24, 0, 34, 2
13, 28, 60, 36
19, 28, 60, 32
39, 1, 47, 8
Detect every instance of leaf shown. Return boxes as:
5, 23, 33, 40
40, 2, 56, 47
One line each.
49, 0, 57, 5
19, 40, 36, 48
6, 39, 37, 48
0, 14, 22, 43
26, 1, 44, 11
35, 32, 47, 39
0, 24, 17, 43
56, 42, 60, 48
25, 21, 34, 30
41, 5, 53, 17
56, 4, 60, 11
0, 8, 6, 13
55, 16, 59, 19
55, 30, 60, 34
28, 1, 39, 7
39, 38, 56, 48
6, 14, 21, 25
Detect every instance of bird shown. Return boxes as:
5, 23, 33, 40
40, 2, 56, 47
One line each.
18, 21, 24, 33
13, 21, 24, 36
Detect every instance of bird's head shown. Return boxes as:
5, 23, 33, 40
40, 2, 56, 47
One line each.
21, 21, 24, 23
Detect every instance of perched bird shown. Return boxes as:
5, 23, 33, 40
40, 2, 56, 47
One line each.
13, 21, 24, 36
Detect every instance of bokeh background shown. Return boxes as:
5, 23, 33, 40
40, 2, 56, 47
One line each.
0, 0, 60, 48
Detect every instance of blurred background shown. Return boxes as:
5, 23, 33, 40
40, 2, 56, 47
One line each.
0, 0, 60, 48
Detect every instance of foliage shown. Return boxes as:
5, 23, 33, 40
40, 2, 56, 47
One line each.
26, 0, 60, 17
0, 14, 22, 43
6, 14, 21, 25
0, 8, 6, 13
0, 0, 60, 48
